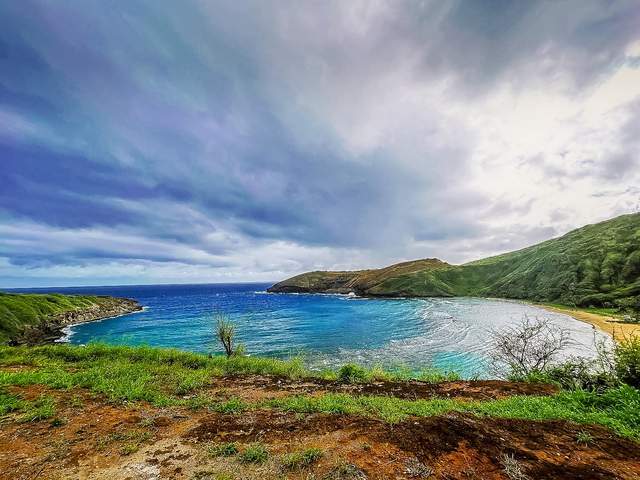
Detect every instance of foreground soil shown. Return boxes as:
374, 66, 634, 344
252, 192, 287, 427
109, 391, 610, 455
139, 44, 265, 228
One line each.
1, 377, 639, 480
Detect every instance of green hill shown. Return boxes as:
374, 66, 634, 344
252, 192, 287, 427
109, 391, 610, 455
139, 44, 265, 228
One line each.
0, 293, 142, 344
269, 213, 640, 308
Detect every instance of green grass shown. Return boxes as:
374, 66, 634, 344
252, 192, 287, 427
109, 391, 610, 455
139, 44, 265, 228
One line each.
0, 344, 639, 440
207, 442, 240, 458
0, 389, 23, 415
280, 448, 323, 470
264, 386, 640, 438
0, 389, 57, 422
0, 292, 134, 344
239, 443, 269, 464
0, 343, 308, 406
0, 344, 458, 407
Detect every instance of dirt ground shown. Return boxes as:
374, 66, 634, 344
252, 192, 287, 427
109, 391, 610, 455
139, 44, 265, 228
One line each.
206, 375, 559, 402
1, 378, 639, 480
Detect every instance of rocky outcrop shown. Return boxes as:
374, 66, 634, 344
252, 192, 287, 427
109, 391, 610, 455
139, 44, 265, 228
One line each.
10, 297, 143, 345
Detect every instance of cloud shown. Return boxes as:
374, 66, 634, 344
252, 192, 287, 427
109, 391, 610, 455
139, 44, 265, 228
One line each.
0, 0, 639, 287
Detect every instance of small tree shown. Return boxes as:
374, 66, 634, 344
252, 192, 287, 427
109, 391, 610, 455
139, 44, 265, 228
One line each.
215, 313, 236, 357
490, 316, 570, 378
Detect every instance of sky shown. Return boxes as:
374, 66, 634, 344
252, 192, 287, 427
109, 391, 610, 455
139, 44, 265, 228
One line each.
1, 0, 639, 288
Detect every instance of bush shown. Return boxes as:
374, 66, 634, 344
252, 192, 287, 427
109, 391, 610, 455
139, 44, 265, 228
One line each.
615, 335, 640, 388
518, 359, 618, 393
338, 363, 369, 383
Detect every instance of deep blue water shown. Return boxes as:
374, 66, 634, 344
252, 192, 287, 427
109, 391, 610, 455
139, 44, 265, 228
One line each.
9, 283, 610, 378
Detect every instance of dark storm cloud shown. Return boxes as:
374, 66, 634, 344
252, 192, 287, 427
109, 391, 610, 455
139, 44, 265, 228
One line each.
0, 0, 638, 283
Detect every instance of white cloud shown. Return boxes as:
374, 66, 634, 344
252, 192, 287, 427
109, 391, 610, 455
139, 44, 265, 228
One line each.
1, 0, 639, 286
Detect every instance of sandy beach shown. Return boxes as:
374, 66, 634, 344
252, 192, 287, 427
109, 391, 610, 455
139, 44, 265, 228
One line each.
536, 304, 640, 341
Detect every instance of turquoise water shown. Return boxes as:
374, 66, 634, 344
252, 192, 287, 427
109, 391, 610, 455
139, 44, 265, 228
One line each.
12, 283, 610, 378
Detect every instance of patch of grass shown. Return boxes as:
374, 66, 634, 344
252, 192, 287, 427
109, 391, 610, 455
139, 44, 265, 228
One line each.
265, 393, 461, 423
210, 397, 248, 414
207, 442, 239, 457
0, 344, 308, 407
18, 395, 56, 422
338, 364, 369, 383
265, 385, 640, 439
417, 368, 461, 383
120, 443, 140, 455
470, 385, 640, 440
0, 390, 57, 422
280, 447, 323, 470
0, 344, 460, 409
138, 416, 156, 428
239, 442, 269, 464
70, 395, 84, 408
576, 430, 594, 445
0, 389, 24, 415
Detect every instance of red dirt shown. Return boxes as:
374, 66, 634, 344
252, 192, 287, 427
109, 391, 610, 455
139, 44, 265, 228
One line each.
207, 374, 558, 401
0, 380, 638, 479
188, 410, 640, 479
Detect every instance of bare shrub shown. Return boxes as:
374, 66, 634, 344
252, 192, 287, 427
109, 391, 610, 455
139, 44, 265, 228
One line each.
490, 316, 570, 378
500, 453, 530, 480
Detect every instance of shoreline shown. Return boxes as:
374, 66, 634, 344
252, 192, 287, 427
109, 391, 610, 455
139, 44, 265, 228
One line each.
534, 303, 640, 341
7, 296, 143, 346
54, 305, 148, 344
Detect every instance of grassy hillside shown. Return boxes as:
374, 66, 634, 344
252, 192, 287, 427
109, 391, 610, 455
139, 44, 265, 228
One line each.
270, 213, 640, 308
0, 293, 140, 344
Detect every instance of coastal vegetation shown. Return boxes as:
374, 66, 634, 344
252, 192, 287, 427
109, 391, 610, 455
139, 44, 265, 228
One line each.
269, 213, 640, 311
0, 292, 141, 345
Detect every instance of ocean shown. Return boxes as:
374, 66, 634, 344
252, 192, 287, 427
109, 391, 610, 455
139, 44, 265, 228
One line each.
10, 283, 609, 378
